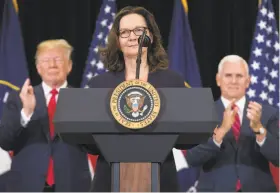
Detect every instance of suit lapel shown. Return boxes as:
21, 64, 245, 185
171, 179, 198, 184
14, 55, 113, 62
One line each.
216, 99, 238, 150
32, 83, 72, 141
33, 84, 50, 141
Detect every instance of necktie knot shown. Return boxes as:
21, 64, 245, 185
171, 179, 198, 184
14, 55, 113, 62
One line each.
50, 89, 58, 96
232, 103, 238, 110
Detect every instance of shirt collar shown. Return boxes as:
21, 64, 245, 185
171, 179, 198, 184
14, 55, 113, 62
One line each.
221, 95, 246, 113
42, 81, 67, 96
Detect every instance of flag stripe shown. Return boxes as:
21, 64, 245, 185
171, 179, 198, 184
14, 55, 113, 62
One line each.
12, 0, 18, 13
181, 0, 188, 13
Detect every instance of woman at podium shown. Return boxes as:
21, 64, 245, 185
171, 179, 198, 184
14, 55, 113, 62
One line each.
87, 6, 187, 192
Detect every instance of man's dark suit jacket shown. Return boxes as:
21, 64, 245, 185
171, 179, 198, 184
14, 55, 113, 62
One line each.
87, 69, 187, 192
186, 98, 279, 191
0, 171, 8, 192
0, 84, 91, 191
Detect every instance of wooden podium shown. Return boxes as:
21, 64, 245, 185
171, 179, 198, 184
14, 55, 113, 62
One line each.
118, 163, 153, 192
54, 88, 218, 192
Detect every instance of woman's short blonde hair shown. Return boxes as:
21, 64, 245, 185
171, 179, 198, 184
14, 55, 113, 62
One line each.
35, 39, 73, 62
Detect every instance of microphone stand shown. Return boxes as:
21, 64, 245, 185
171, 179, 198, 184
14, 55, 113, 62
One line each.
135, 30, 147, 80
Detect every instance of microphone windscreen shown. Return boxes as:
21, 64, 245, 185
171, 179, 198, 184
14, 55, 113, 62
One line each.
138, 34, 151, 47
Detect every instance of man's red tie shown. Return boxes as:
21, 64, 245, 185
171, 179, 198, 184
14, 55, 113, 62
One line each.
46, 89, 58, 186
232, 104, 241, 141
232, 103, 241, 191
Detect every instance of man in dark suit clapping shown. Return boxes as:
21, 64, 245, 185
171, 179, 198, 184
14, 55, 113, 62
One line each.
186, 55, 279, 192
0, 39, 91, 192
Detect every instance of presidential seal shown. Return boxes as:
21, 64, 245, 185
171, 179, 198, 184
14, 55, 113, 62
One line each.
110, 79, 160, 129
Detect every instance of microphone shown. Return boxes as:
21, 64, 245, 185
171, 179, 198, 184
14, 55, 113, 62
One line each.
135, 30, 151, 79
138, 33, 151, 48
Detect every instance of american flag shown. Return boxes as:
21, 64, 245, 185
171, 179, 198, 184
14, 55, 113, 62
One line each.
246, 0, 279, 107
80, 0, 116, 179
81, 0, 116, 88
246, 0, 279, 190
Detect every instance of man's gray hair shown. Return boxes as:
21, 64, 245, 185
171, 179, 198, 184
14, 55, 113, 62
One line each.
218, 55, 249, 75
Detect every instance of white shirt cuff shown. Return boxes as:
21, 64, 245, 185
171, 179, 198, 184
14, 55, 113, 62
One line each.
20, 109, 33, 127
213, 138, 222, 148
256, 137, 266, 147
